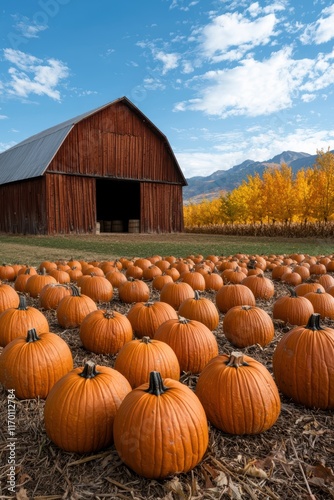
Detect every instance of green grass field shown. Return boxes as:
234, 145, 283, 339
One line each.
0, 232, 333, 265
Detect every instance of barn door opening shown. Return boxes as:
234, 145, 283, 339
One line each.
96, 179, 140, 232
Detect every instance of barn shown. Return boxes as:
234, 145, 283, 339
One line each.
0, 96, 187, 235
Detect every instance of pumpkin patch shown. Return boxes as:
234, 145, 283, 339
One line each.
0, 249, 333, 498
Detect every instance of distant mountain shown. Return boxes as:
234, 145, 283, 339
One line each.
183, 150, 318, 203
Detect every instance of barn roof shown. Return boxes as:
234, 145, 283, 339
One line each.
0, 96, 187, 185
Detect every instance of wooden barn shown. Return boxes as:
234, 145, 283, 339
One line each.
0, 96, 187, 235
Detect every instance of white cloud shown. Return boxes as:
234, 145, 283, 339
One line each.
3, 49, 69, 101
12, 14, 47, 39
300, 4, 334, 44
154, 50, 180, 74
169, 0, 199, 11
300, 50, 334, 92
182, 61, 194, 73
143, 77, 166, 90
201, 12, 278, 62
301, 93, 316, 102
0, 115, 8, 120
173, 47, 334, 118
176, 126, 334, 178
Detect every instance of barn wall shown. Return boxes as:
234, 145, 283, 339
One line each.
47, 101, 184, 185
140, 182, 184, 233
0, 178, 47, 234
45, 173, 96, 234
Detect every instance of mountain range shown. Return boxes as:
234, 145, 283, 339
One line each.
183, 150, 323, 203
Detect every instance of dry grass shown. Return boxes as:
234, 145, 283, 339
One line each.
0, 273, 334, 499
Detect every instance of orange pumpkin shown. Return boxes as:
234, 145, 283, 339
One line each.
118, 278, 150, 303
159, 281, 194, 310
0, 328, 73, 399
272, 287, 314, 325
56, 284, 97, 328
196, 351, 281, 434
44, 360, 132, 453
127, 301, 178, 338
215, 284, 256, 313
0, 294, 49, 347
113, 371, 209, 479
114, 336, 180, 387
0, 283, 20, 314
154, 317, 218, 374
273, 314, 334, 409
79, 309, 133, 354
223, 305, 274, 347
178, 290, 220, 330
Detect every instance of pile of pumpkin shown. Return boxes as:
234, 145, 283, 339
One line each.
0, 252, 334, 480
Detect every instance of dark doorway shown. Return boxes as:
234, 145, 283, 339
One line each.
96, 179, 140, 232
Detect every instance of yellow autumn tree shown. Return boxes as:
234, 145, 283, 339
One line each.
308, 149, 334, 222
239, 173, 265, 223
220, 188, 248, 224
294, 168, 314, 223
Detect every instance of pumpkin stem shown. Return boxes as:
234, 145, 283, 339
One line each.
141, 336, 152, 344
241, 305, 252, 311
26, 328, 40, 342
226, 351, 249, 368
178, 316, 190, 324
305, 313, 323, 330
287, 286, 297, 297
145, 371, 170, 395
104, 309, 115, 319
17, 293, 28, 310
145, 301, 155, 307
79, 360, 100, 379
194, 290, 201, 300
69, 284, 81, 296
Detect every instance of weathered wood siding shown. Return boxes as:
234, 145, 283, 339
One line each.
140, 182, 184, 233
0, 178, 47, 234
48, 101, 184, 185
45, 174, 96, 234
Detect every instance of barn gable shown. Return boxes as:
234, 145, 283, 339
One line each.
0, 97, 186, 234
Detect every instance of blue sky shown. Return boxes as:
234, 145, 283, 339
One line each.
1, 0, 334, 178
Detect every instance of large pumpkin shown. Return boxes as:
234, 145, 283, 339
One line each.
196, 351, 281, 434
303, 288, 334, 319
215, 284, 256, 313
114, 336, 180, 387
223, 305, 274, 347
272, 313, 334, 409
0, 328, 73, 399
159, 281, 194, 310
39, 283, 72, 310
25, 269, 57, 298
56, 284, 97, 328
154, 317, 218, 374
272, 287, 314, 325
77, 274, 113, 303
44, 360, 132, 453
178, 290, 220, 330
0, 283, 20, 314
113, 371, 209, 479
0, 294, 49, 347
118, 278, 150, 303
79, 309, 133, 354
126, 301, 178, 339
241, 274, 275, 300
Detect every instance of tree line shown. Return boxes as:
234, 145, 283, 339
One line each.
184, 149, 334, 227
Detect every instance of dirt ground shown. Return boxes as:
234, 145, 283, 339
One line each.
0, 265, 333, 500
